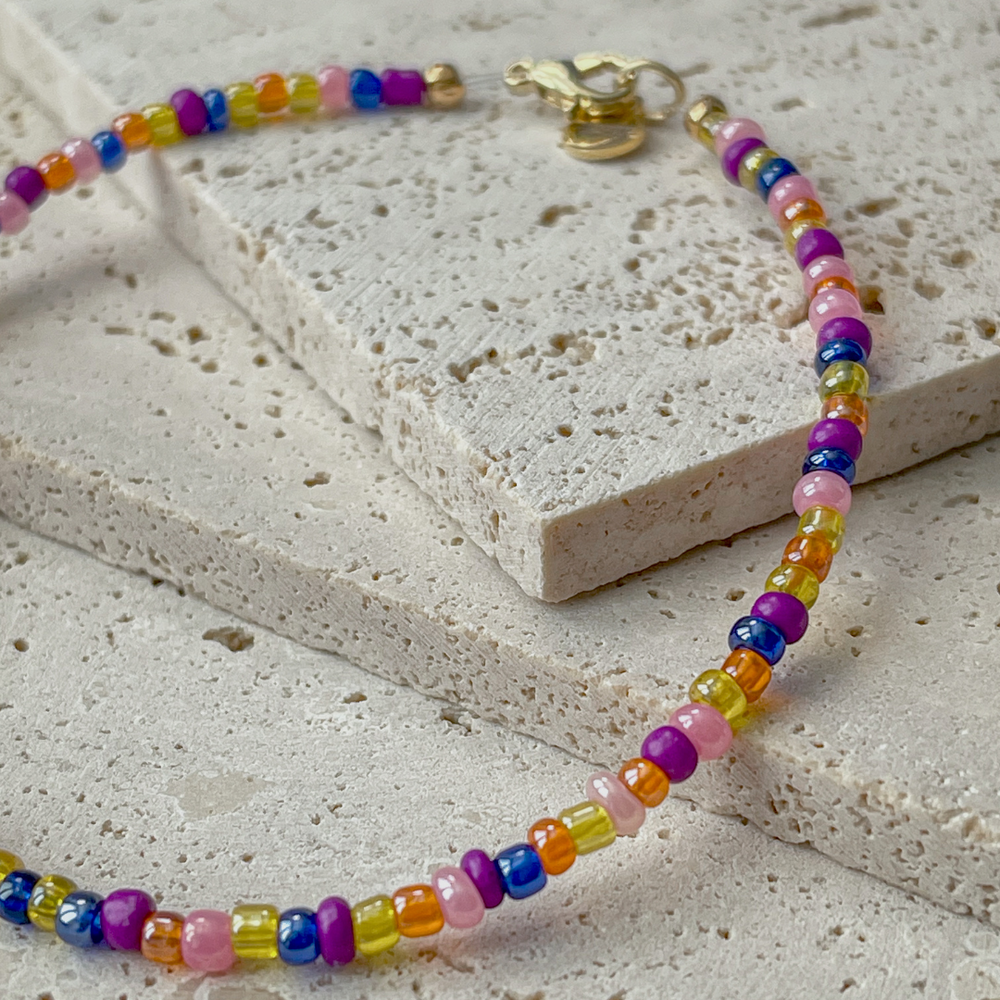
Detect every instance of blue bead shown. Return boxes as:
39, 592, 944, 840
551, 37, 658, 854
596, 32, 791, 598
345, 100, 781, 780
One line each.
91, 131, 127, 172
728, 616, 786, 665
349, 69, 382, 110
203, 88, 230, 132
755, 156, 798, 200
277, 907, 320, 965
803, 447, 856, 485
494, 844, 546, 900
55, 890, 104, 947
0, 871, 39, 925
813, 338, 868, 376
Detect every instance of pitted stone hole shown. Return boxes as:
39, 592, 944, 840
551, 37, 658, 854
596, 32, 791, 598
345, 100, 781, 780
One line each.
304, 471, 330, 487
538, 204, 578, 227
859, 285, 885, 313
802, 5, 877, 29
557, 425, 573, 438
846, 625, 864, 637
202, 627, 255, 652
13, 638, 28, 652
726, 589, 745, 601
342, 692, 367, 704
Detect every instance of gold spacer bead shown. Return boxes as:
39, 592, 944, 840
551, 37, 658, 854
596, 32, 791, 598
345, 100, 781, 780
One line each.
685, 94, 728, 148
423, 63, 465, 110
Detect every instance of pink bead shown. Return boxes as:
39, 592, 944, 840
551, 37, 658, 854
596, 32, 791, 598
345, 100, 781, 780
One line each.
809, 287, 864, 333
0, 189, 30, 235
431, 866, 485, 929
802, 255, 856, 298
61, 138, 103, 185
793, 470, 852, 516
180, 909, 236, 972
586, 771, 645, 836
713, 117, 766, 158
767, 174, 819, 223
668, 703, 733, 761
318, 66, 351, 112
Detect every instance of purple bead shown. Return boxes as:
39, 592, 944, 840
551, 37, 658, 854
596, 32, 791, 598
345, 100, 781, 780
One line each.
460, 849, 504, 909
751, 592, 809, 645
720, 137, 765, 185
816, 316, 873, 357
5, 165, 47, 210
315, 896, 354, 965
641, 725, 698, 783
808, 417, 864, 462
379, 69, 426, 106
101, 888, 156, 950
170, 89, 208, 136
795, 227, 844, 270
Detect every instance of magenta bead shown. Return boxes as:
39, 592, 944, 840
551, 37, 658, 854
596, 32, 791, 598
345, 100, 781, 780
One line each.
5, 165, 46, 210
793, 470, 852, 516
586, 771, 645, 835
808, 418, 864, 462
61, 138, 102, 185
316, 896, 354, 965
380, 69, 426, 106
816, 316, 873, 357
432, 866, 486, 929
318, 65, 351, 111
713, 117, 766, 158
809, 287, 863, 333
170, 89, 208, 136
181, 909, 236, 972
720, 136, 765, 185
667, 703, 733, 760
768, 174, 819, 224
751, 592, 809, 645
641, 725, 698, 782
460, 849, 504, 909
0, 189, 30, 235
795, 227, 844, 270
101, 888, 156, 951
803, 255, 856, 298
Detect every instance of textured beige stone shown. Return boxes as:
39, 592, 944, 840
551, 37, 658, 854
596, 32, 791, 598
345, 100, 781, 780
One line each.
1, 0, 999, 599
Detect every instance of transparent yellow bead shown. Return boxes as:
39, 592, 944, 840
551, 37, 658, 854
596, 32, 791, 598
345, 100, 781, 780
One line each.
288, 73, 320, 114
225, 82, 259, 128
28, 874, 78, 932
784, 219, 827, 255
738, 145, 777, 192
142, 103, 183, 146
0, 850, 22, 881
798, 505, 846, 554
818, 360, 869, 402
766, 563, 820, 609
352, 895, 400, 957
684, 95, 728, 149
231, 903, 280, 959
689, 669, 747, 722
557, 801, 616, 855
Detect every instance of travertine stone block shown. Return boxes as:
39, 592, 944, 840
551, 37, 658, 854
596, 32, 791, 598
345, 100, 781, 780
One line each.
1, 0, 998, 599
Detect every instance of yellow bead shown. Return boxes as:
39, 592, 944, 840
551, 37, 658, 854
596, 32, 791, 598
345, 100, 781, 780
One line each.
684, 95, 728, 149
352, 895, 400, 957
738, 145, 777, 192
0, 850, 22, 881
225, 82, 259, 128
557, 801, 616, 855
28, 874, 77, 932
798, 505, 845, 554
689, 669, 747, 722
288, 73, 320, 114
818, 360, 870, 401
784, 219, 827, 255
142, 103, 183, 146
766, 563, 820, 609
231, 903, 280, 959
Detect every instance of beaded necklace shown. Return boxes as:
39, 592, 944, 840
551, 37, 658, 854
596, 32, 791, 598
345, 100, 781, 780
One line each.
0, 54, 872, 973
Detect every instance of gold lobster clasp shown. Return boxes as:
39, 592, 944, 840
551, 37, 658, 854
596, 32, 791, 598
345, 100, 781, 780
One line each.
503, 52, 686, 160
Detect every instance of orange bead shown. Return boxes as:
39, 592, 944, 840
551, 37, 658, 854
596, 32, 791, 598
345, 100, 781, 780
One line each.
392, 884, 443, 938
254, 72, 289, 114
822, 393, 869, 436
617, 757, 670, 807
140, 911, 185, 965
722, 648, 772, 703
777, 197, 826, 233
812, 276, 858, 298
112, 111, 152, 150
782, 532, 834, 583
527, 818, 577, 875
37, 152, 75, 192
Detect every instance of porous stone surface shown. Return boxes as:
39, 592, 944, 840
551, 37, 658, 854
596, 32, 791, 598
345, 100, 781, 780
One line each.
2, 515, 999, 1000
2, 0, 999, 600
1, 68, 1000, 932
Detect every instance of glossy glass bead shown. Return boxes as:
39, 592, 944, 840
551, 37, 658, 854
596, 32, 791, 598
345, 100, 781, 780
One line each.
111, 111, 152, 150
768, 173, 818, 223
142, 103, 183, 145
641, 725, 698, 782
667, 704, 733, 760
804, 256, 856, 299
28, 873, 77, 931
0, 851, 22, 881
316, 896, 354, 965
784, 219, 828, 255
766, 564, 821, 609
352, 895, 399, 956
722, 648, 772, 703
751, 591, 810, 643
756, 156, 797, 199
798, 504, 846, 554
783, 532, 835, 582
350, 68, 382, 109
793, 470, 852, 517
225, 82, 259, 128
381, 69, 426, 106
5, 165, 46, 209
814, 335, 868, 375
318, 65, 351, 111
795, 227, 844, 269
431, 867, 485, 929
55, 891, 104, 948
817, 316, 873, 356
102, 888, 156, 951
728, 615, 787, 665
37, 152, 74, 192
254, 72, 289, 114
819, 360, 869, 401
277, 907, 321, 963
618, 757, 670, 806
814, 276, 858, 298
803, 446, 856, 485
721, 135, 764, 184
203, 88, 230, 131
393, 885, 444, 937
288, 73, 321, 114
684, 95, 728, 149
61, 138, 102, 184
822, 393, 869, 436
689, 670, 747, 722
494, 845, 547, 900
170, 88, 208, 136
91, 131, 127, 172
558, 801, 617, 855
737, 145, 778, 192
586, 771, 646, 835
527, 818, 577, 874
0, 870, 39, 924
181, 909, 236, 971
0, 190, 30, 234
231, 902, 280, 959
140, 911, 185, 964
460, 848, 505, 909
777, 197, 826, 233
810, 287, 863, 331
713, 117, 766, 157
